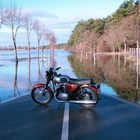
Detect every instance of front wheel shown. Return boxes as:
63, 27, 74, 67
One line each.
31, 85, 53, 105
80, 87, 98, 109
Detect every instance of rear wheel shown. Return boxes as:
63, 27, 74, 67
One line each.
31, 85, 53, 105
80, 87, 97, 109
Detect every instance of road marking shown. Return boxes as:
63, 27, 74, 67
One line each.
61, 103, 69, 140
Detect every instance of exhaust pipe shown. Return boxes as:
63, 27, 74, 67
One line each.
69, 100, 96, 104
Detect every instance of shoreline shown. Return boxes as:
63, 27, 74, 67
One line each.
0, 56, 50, 62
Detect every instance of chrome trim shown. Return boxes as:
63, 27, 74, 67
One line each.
69, 100, 96, 104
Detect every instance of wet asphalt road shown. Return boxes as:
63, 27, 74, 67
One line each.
1, 94, 140, 140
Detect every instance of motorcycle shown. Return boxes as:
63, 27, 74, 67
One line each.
31, 67, 100, 109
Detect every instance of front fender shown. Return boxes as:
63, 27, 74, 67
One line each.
33, 83, 45, 88
32, 83, 54, 97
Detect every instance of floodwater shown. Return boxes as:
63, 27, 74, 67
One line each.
68, 52, 140, 104
0, 50, 140, 104
0, 50, 75, 103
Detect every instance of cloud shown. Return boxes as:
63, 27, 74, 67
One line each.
23, 8, 83, 42
0, 8, 81, 46
23, 8, 59, 19
39, 16, 80, 33
30, 15, 80, 43
22, 8, 75, 43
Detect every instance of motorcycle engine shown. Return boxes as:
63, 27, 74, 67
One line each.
56, 86, 68, 101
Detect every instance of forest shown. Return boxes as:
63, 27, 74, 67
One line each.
68, 0, 140, 52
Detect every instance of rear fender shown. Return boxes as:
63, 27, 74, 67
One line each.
81, 85, 99, 101
81, 85, 97, 92
89, 86, 100, 100
89, 86, 98, 93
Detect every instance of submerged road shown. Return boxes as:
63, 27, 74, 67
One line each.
0, 94, 140, 140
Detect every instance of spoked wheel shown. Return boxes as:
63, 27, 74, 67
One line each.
80, 87, 97, 109
31, 85, 53, 105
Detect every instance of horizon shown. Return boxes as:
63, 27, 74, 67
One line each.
0, 0, 124, 47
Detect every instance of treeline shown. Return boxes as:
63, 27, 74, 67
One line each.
0, 1, 56, 60
68, 0, 140, 52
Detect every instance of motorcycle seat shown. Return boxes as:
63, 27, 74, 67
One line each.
69, 78, 95, 85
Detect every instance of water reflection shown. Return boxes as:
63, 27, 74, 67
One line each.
50, 49, 56, 68
68, 52, 140, 104
2, 50, 139, 104
28, 59, 32, 90
0, 51, 55, 103
0, 50, 73, 103
70, 107, 96, 139
11, 58, 48, 99
14, 61, 20, 96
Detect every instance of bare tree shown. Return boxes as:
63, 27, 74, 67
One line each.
82, 30, 97, 52
3, 2, 24, 60
135, 3, 140, 46
23, 14, 33, 59
48, 32, 56, 50
0, 1, 6, 29
44, 29, 52, 48
48, 32, 56, 67
33, 20, 43, 58
45, 31, 51, 45
40, 25, 47, 57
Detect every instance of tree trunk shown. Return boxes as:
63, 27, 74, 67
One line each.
37, 39, 40, 58
27, 35, 31, 59
124, 38, 127, 53
14, 61, 18, 96
12, 35, 18, 61
136, 40, 139, 101
28, 59, 32, 89
136, 40, 139, 59
11, 28, 18, 61
113, 45, 115, 53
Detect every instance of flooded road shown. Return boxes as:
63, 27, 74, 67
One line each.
1, 91, 140, 140
1, 50, 140, 140
0, 49, 140, 104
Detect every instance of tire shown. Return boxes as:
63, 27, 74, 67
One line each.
31, 85, 53, 105
80, 103, 95, 110
80, 87, 97, 109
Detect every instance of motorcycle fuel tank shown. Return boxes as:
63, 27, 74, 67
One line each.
66, 83, 78, 93
53, 76, 69, 84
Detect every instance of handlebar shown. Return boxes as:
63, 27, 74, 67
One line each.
47, 67, 61, 72
55, 67, 61, 71
46, 67, 61, 78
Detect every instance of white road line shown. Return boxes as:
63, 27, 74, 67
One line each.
61, 103, 69, 140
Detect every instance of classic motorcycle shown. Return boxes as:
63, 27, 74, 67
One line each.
31, 67, 100, 109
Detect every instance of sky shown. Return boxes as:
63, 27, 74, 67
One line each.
0, 0, 124, 47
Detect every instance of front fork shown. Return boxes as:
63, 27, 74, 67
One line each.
45, 80, 56, 94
